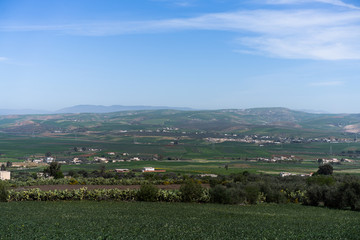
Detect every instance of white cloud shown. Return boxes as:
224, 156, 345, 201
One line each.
310, 81, 344, 86
150, 0, 195, 7
1, 3, 360, 60
0, 57, 7, 61
266, 0, 360, 9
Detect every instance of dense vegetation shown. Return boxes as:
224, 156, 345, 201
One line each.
1, 201, 359, 239
4, 166, 360, 211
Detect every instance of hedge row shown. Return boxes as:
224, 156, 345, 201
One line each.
5, 186, 210, 203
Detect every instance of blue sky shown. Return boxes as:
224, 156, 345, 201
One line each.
0, 0, 359, 113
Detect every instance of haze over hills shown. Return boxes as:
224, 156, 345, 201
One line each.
1, 107, 360, 137
55, 105, 194, 114
0, 105, 194, 115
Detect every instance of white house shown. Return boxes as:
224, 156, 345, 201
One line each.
45, 157, 55, 163
142, 167, 155, 172
33, 159, 43, 164
0, 171, 11, 180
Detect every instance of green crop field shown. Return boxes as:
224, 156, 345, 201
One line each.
0, 202, 359, 239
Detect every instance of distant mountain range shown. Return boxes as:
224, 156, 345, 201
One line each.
0, 109, 52, 115
0, 105, 194, 115
55, 105, 194, 114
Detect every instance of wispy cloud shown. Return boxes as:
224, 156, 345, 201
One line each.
1, 1, 360, 60
310, 81, 344, 86
151, 0, 195, 7
0, 57, 8, 61
266, 0, 360, 9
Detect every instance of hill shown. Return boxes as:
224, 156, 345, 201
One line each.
1, 107, 360, 138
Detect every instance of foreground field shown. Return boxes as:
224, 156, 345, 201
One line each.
1, 202, 359, 239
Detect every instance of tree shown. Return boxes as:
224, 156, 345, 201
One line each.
6, 161, 12, 168
136, 183, 158, 202
99, 165, 106, 177
44, 162, 64, 179
0, 181, 8, 202
180, 179, 204, 202
0, 164, 5, 171
317, 164, 333, 175
45, 152, 52, 157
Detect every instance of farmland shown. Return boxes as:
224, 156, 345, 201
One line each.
2, 108, 360, 177
1, 201, 359, 239
2, 108, 360, 239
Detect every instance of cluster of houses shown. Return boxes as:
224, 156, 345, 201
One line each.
253, 155, 302, 163
205, 135, 359, 145
280, 172, 313, 177
114, 167, 166, 173
205, 137, 275, 145
318, 158, 353, 164
31, 157, 55, 164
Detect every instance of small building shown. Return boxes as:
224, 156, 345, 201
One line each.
280, 172, 294, 177
72, 158, 82, 164
142, 167, 166, 173
45, 157, 55, 163
115, 169, 129, 173
143, 167, 155, 172
199, 174, 218, 178
33, 159, 43, 164
0, 171, 11, 180
94, 157, 108, 163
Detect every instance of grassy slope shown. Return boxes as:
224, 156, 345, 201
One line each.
1, 108, 358, 136
0, 202, 359, 239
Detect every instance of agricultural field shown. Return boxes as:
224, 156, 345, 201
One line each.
2, 108, 360, 178
0, 202, 359, 239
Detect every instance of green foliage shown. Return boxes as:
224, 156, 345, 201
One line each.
317, 164, 333, 175
307, 175, 335, 186
210, 185, 246, 204
180, 179, 205, 202
245, 184, 260, 204
1, 202, 360, 239
44, 162, 64, 179
136, 183, 158, 202
0, 181, 8, 202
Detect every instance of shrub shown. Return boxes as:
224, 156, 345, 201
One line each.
0, 181, 8, 202
245, 185, 260, 204
180, 179, 204, 202
137, 183, 158, 202
210, 185, 229, 204
305, 185, 328, 206
317, 164, 333, 175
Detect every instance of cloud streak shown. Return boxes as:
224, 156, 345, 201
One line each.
1, 1, 360, 60
0, 57, 8, 61
266, 0, 360, 9
310, 81, 344, 86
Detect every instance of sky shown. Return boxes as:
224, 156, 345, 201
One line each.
0, 0, 360, 113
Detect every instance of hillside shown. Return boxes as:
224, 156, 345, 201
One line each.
0, 107, 360, 138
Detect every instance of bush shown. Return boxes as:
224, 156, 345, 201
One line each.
137, 183, 158, 202
260, 184, 287, 204
180, 179, 204, 202
0, 181, 8, 202
305, 185, 328, 206
317, 164, 333, 175
245, 185, 260, 204
210, 185, 229, 204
